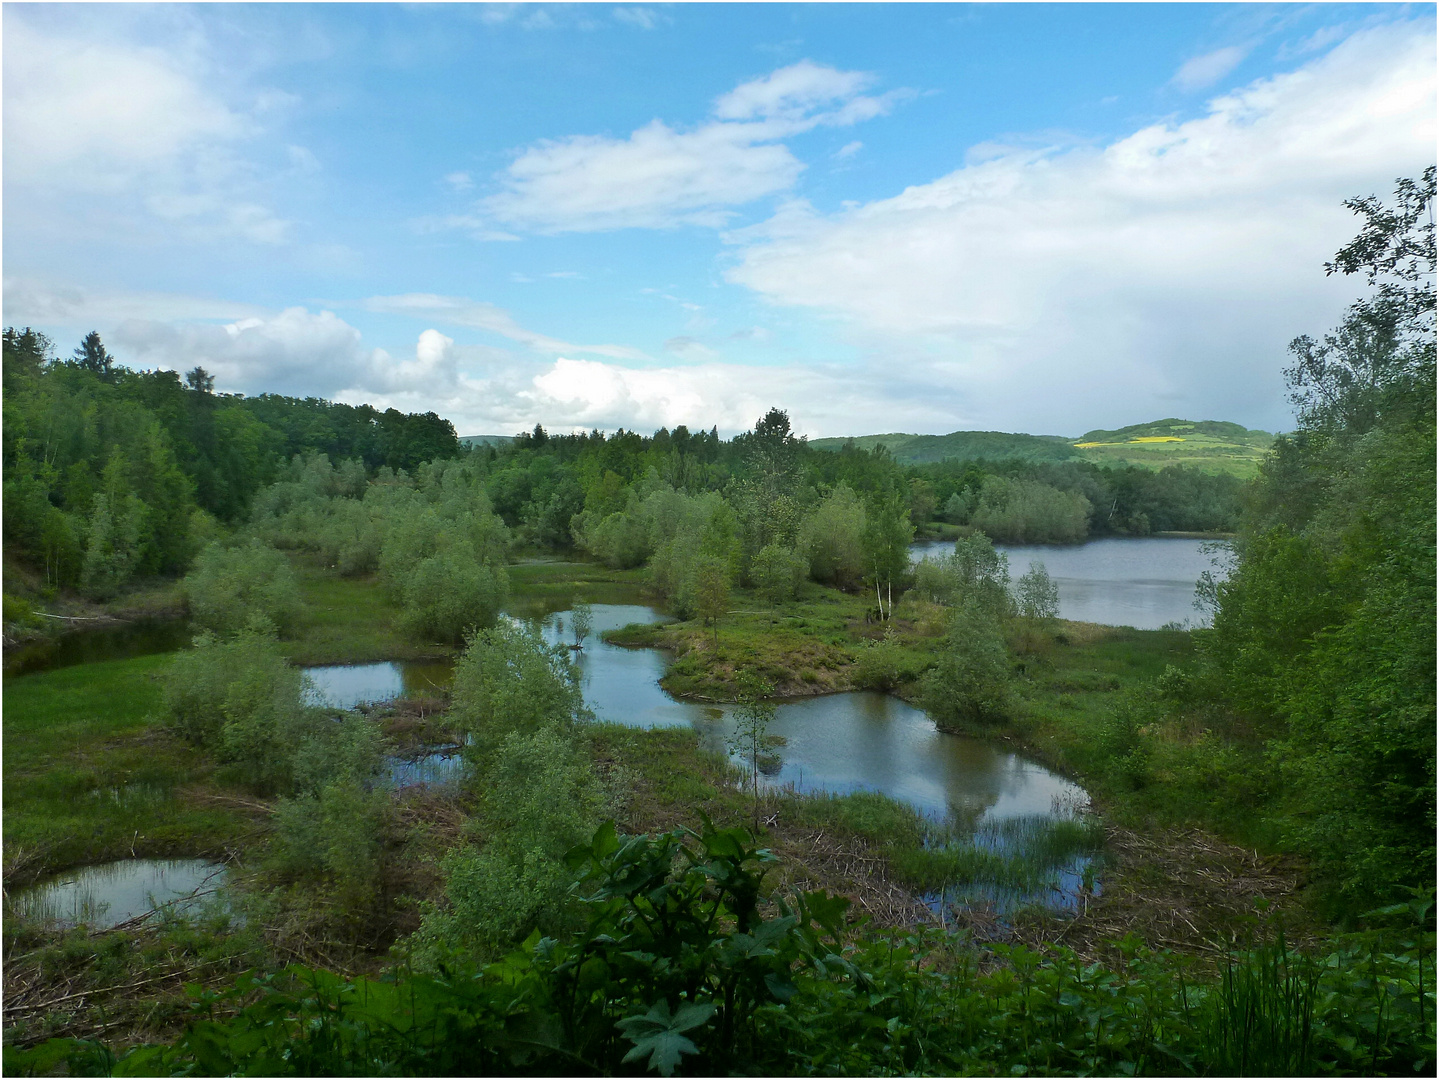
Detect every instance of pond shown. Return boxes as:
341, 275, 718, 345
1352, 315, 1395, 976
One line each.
302, 659, 454, 710
234, 596, 1098, 914
7, 859, 229, 930
5, 618, 194, 676
537, 604, 1096, 914
302, 605, 1089, 831
910, 536, 1225, 629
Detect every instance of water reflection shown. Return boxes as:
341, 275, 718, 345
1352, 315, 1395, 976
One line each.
303, 662, 406, 709
8, 859, 228, 929
533, 606, 1088, 829
693, 692, 1087, 828
6, 618, 194, 675
386, 751, 466, 789
910, 536, 1225, 629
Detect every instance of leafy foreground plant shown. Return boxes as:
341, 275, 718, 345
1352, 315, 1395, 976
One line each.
8, 825, 1433, 1078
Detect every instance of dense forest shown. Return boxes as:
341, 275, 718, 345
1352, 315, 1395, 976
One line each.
3, 173, 1433, 1077
2, 332, 458, 595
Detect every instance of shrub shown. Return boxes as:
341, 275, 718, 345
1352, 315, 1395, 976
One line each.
752, 543, 807, 605
798, 484, 868, 590
184, 539, 303, 637
398, 547, 508, 643
161, 627, 311, 792
971, 476, 1090, 544
411, 723, 607, 966
450, 621, 587, 752
1013, 561, 1060, 619
920, 599, 1014, 727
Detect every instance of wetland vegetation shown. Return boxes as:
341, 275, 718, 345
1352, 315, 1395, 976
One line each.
2, 174, 1434, 1075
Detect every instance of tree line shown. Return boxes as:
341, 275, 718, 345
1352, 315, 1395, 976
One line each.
2, 329, 458, 595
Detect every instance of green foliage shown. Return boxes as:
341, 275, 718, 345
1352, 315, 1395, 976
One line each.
913, 532, 1013, 616
921, 598, 1014, 727
2, 331, 463, 595
727, 689, 779, 826
272, 775, 389, 919
861, 488, 914, 617
161, 629, 304, 759
411, 724, 607, 966
42, 825, 1434, 1078
448, 620, 587, 752
691, 555, 731, 641
1206, 170, 1436, 906
971, 474, 1091, 543
797, 483, 867, 590
397, 546, 507, 643
570, 598, 593, 648
184, 539, 303, 637
850, 635, 929, 691
1014, 560, 1060, 619
751, 542, 807, 604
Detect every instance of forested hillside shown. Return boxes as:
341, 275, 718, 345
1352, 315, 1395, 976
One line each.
2, 331, 457, 597
2, 342, 1245, 614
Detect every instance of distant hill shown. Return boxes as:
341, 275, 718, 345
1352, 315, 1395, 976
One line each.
812, 418, 1276, 478
808, 430, 1080, 464
459, 434, 517, 448
1072, 418, 1274, 478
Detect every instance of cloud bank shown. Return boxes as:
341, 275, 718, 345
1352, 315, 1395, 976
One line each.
723, 21, 1436, 433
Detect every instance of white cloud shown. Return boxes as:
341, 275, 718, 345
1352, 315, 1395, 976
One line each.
3, 19, 246, 186
521, 356, 891, 436
725, 22, 1436, 434
481, 120, 803, 232
1170, 44, 1251, 92
613, 7, 664, 30
112, 307, 364, 397
444, 171, 474, 191
833, 140, 864, 160
713, 60, 875, 122
364, 293, 651, 361
3, 278, 267, 329
474, 61, 897, 233
3, 10, 291, 246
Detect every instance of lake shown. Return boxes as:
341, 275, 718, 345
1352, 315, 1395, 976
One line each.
910, 536, 1226, 629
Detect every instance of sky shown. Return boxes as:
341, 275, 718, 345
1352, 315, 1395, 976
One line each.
4, 2, 1434, 439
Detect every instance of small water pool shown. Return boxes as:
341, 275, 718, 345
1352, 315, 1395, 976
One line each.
7, 859, 229, 930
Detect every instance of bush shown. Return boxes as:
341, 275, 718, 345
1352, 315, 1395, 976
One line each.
1013, 561, 1060, 619
751, 543, 807, 605
161, 627, 311, 792
971, 476, 1090, 544
272, 777, 389, 920
184, 539, 303, 637
398, 547, 507, 643
913, 533, 1012, 617
411, 724, 606, 966
449, 621, 587, 752
920, 599, 1014, 727
799, 484, 868, 590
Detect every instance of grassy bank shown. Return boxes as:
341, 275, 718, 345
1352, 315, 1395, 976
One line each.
2, 656, 254, 886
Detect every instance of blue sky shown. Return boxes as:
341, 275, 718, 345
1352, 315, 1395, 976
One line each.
4, 3, 1434, 437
